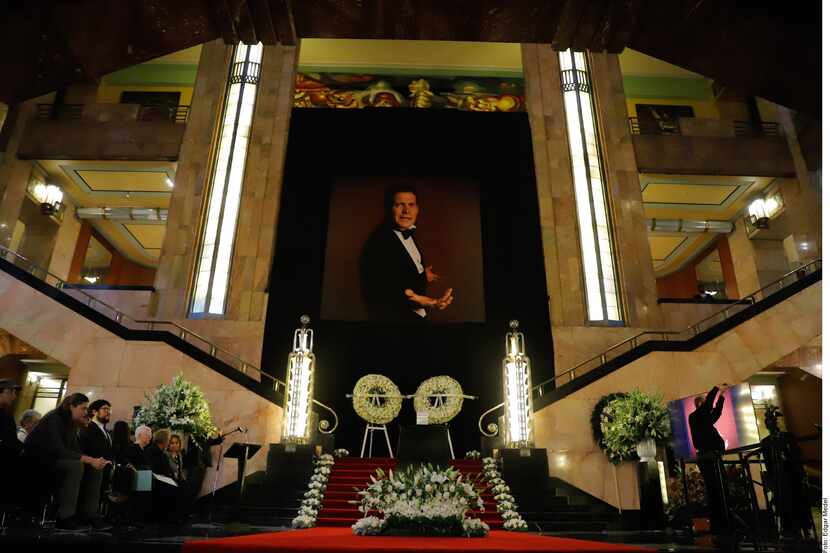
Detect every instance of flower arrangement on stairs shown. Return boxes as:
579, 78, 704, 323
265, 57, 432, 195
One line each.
594, 389, 671, 464
481, 457, 528, 531
352, 464, 489, 537
292, 453, 335, 528
133, 373, 218, 441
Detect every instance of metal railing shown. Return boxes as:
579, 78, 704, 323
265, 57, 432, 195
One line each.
627, 116, 780, 138
36, 103, 191, 123
531, 258, 821, 399
0, 244, 338, 434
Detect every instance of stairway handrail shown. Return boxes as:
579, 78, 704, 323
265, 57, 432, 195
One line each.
0, 244, 288, 396
532, 258, 821, 398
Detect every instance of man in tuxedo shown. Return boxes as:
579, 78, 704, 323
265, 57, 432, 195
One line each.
688, 384, 731, 541
360, 185, 454, 322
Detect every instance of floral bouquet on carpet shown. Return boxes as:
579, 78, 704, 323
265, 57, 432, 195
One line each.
352, 464, 489, 537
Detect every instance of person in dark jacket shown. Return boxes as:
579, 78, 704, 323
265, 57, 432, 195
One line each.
359, 185, 453, 322
146, 429, 186, 522
126, 425, 152, 469
79, 399, 113, 461
23, 393, 111, 530
110, 420, 132, 466
0, 379, 22, 477
688, 384, 730, 540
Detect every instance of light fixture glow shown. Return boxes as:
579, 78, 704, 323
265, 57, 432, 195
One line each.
31, 182, 64, 216
190, 42, 263, 316
83, 275, 99, 284
503, 320, 534, 448
559, 49, 621, 324
282, 315, 316, 444
166, 177, 174, 188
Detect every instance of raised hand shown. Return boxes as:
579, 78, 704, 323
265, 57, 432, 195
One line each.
425, 266, 440, 283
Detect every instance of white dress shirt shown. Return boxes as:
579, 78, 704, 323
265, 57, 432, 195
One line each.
93, 419, 111, 445
393, 227, 426, 318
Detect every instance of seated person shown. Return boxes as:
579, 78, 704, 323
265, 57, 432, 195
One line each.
110, 420, 133, 466
23, 393, 111, 531
0, 379, 23, 479
79, 400, 115, 507
17, 409, 41, 442
146, 429, 186, 523
166, 434, 187, 484
126, 425, 152, 469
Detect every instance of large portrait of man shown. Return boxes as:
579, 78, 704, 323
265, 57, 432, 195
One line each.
320, 177, 485, 323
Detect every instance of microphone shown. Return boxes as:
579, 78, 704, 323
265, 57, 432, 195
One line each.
238, 426, 248, 433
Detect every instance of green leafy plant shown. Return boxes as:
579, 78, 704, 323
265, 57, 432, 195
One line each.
597, 389, 671, 464
134, 373, 218, 441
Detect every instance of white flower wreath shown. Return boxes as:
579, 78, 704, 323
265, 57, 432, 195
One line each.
352, 374, 403, 424
413, 375, 465, 424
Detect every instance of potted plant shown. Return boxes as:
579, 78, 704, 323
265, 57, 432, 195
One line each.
134, 373, 218, 443
596, 389, 671, 464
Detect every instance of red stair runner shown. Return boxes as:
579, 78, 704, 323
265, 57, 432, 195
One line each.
316, 458, 503, 528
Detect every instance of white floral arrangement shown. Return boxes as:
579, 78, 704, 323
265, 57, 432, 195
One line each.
462, 517, 490, 537
464, 450, 481, 459
334, 448, 350, 458
352, 374, 403, 424
412, 376, 466, 424
480, 457, 528, 532
133, 373, 218, 441
503, 517, 528, 531
291, 454, 335, 529
352, 464, 488, 537
352, 515, 386, 535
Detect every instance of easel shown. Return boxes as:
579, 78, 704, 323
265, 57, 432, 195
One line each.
360, 423, 394, 458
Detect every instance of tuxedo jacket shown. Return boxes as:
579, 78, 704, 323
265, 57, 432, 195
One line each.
360, 224, 427, 322
79, 422, 114, 461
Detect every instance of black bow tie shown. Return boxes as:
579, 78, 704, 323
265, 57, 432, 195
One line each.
399, 228, 415, 240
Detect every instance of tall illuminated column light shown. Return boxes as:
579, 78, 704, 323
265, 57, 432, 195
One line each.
282, 315, 316, 444
503, 320, 534, 448
190, 42, 263, 316
559, 49, 622, 325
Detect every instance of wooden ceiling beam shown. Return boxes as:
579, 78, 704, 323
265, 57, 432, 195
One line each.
248, 0, 278, 44
550, 0, 586, 51
570, 0, 609, 51
267, 0, 298, 45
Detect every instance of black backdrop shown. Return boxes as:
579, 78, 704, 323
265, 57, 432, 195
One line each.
262, 108, 554, 454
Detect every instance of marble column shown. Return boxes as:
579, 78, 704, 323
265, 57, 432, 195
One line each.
47, 198, 82, 280
225, 45, 298, 322
588, 52, 662, 329
0, 101, 36, 249
152, 39, 232, 319
521, 44, 585, 328
727, 228, 761, 297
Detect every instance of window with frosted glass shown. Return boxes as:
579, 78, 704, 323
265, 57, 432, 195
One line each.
190, 43, 262, 316
558, 50, 622, 324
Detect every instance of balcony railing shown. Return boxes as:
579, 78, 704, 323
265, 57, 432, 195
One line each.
628, 116, 780, 138
36, 103, 191, 123
532, 258, 821, 399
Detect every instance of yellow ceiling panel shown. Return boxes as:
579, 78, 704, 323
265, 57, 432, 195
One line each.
642, 182, 738, 205
123, 224, 166, 250
76, 170, 171, 193
648, 235, 687, 260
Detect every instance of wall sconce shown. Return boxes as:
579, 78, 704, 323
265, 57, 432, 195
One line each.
503, 319, 534, 448
31, 183, 64, 216
282, 314, 316, 444
744, 190, 784, 233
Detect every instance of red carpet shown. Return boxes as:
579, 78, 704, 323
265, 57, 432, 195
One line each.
183, 527, 654, 553
318, 458, 504, 529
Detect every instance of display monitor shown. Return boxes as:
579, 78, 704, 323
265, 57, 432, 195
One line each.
668, 382, 761, 459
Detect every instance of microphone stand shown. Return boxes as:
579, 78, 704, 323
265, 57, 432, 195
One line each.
206, 427, 243, 527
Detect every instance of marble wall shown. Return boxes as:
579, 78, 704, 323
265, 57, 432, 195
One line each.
0, 269, 283, 495
533, 280, 821, 509
47, 200, 82, 280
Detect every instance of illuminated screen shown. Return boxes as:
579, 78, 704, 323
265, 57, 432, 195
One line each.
668, 382, 760, 458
